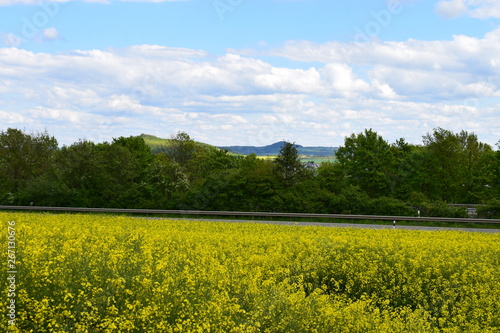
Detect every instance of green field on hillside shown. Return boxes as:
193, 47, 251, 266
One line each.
256, 155, 336, 163
299, 155, 337, 163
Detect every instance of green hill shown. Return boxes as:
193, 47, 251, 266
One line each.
219, 141, 337, 156
139, 134, 221, 154
140, 135, 337, 162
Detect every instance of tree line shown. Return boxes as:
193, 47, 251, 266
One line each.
1, 127, 499, 218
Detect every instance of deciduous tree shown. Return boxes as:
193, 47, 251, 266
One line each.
335, 129, 394, 197
0, 128, 58, 201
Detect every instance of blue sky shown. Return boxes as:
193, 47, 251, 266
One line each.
1, 0, 500, 147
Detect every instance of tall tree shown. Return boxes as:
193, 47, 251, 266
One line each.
191, 146, 238, 180
0, 128, 58, 198
421, 128, 495, 203
163, 131, 197, 168
389, 139, 423, 200
316, 161, 347, 194
335, 129, 394, 197
495, 140, 500, 197
422, 128, 462, 201
456, 130, 495, 202
146, 152, 189, 209
52, 137, 152, 208
112, 135, 155, 173
273, 141, 305, 188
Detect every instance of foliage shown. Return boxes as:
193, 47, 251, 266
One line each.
417, 201, 468, 219
493, 147, 500, 197
0, 129, 58, 201
1, 127, 499, 217
144, 153, 189, 209
273, 141, 307, 188
367, 197, 416, 216
476, 199, 500, 219
2, 212, 499, 332
421, 128, 495, 203
161, 131, 197, 171
336, 129, 394, 197
316, 161, 347, 194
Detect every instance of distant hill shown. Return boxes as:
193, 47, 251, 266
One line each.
140, 135, 337, 158
219, 141, 337, 156
139, 134, 220, 154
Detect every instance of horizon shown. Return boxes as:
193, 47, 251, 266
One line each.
7, 128, 497, 151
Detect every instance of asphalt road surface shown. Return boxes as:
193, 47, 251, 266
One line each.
162, 218, 500, 233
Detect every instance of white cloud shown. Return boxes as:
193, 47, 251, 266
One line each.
42, 27, 59, 41
267, 33, 500, 73
435, 0, 500, 19
2, 33, 22, 47
1, 32, 500, 146
0, 0, 187, 5
0, 110, 33, 124
2, 28, 61, 48
254, 66, 322, 94
265, 28, 500, 102
371, 79, 399, 99
0, 0, 73, 5
29, 106, 86, 124
320, 63, 370, 96
435, 0, 469, 19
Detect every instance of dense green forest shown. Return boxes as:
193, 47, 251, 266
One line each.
1, 127, 500, 218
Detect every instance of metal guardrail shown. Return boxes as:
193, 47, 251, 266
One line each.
1, 205, 500, 224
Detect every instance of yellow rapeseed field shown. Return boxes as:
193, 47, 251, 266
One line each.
1, 212, 499, 332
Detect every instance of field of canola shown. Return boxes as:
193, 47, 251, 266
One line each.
1, 212, 499, 332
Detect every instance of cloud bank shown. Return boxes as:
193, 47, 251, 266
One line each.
1, 28, 500, 146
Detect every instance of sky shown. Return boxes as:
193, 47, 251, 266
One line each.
1, 0, 500, 147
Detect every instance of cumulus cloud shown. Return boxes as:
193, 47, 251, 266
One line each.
435, 0, 500, 19
1, 31, 500, 146
320, 63, 370, 96
268, 30, 500, 72
42, 27, 59, 41
265, 28, 500, 102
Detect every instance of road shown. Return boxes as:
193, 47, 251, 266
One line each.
161, 218, 500, 233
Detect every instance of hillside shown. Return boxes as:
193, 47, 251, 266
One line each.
141, 135, 337, 157
139, 134, 221, 154
140, 134, 338, 161
219, 141, 337, 156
